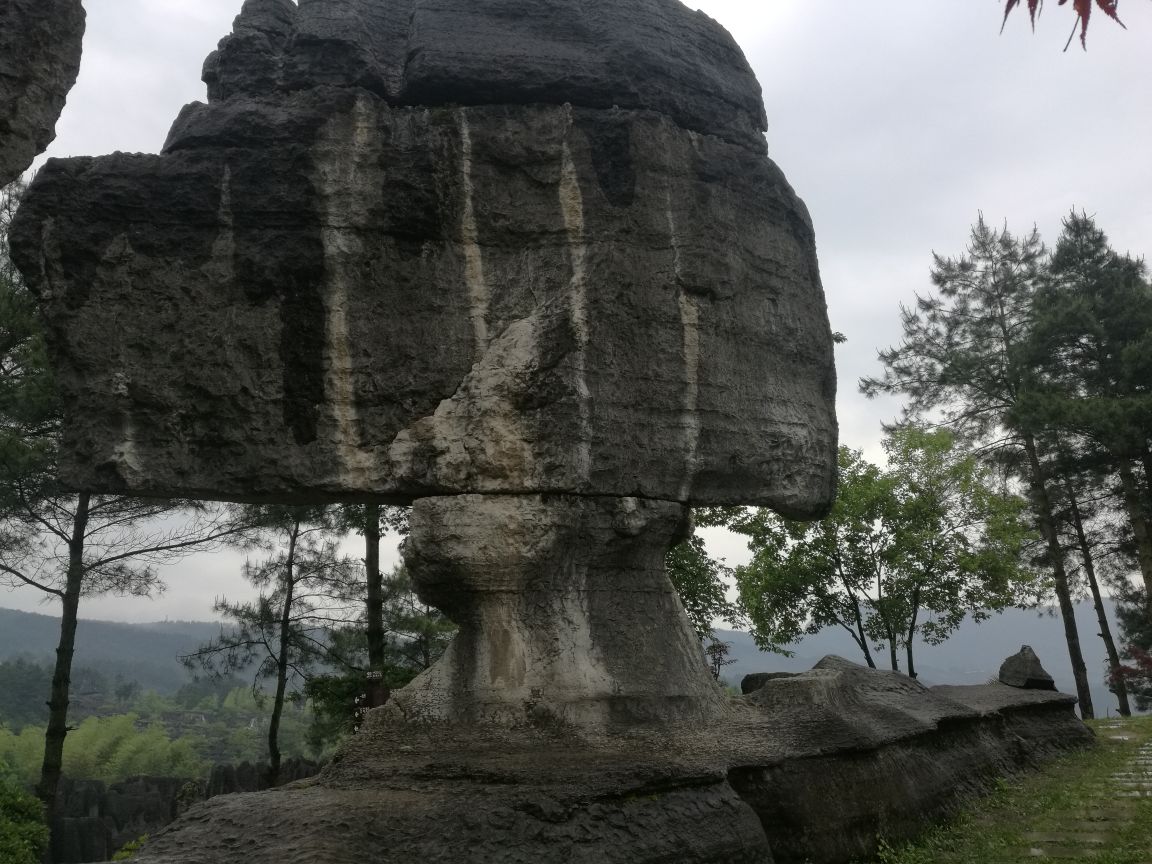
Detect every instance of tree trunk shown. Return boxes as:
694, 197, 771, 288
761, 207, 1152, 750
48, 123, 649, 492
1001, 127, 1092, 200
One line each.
905, 585, 921, 680
364, 503, 385, 671
1118, 460, 1152, 605
1024, 435, 1094, 719
878, 572, 899, 672
37, 492, 90, 841
267, 519, 299, 788
1141, 443, 1152, 512
839, 566, 875, 668
1062, 472, 1131, 716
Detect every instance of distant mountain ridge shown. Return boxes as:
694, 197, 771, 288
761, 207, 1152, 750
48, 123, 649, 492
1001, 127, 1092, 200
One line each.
0, 600, 1135, 715
0, 607, 223, 694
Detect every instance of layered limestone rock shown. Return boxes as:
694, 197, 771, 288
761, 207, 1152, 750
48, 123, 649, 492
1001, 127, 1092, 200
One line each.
10, 0, 836, 514
10, 0, 837, 739
128, 657, 1093, 864
392, 494, 725, 727
0, 0, 85, 185
10, 3, 1090, 863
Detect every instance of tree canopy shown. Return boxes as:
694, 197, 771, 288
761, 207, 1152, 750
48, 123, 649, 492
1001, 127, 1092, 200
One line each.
735, 429, 1038, 677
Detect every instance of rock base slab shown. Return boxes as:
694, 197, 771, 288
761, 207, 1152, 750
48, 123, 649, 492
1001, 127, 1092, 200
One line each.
131, 660, 1093, 864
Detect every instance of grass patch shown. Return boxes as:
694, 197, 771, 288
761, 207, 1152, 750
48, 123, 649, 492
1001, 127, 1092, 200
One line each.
864, 715, 1152, 864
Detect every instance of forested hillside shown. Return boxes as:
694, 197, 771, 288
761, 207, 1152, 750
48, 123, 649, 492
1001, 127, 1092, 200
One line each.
0, 608, 220, 694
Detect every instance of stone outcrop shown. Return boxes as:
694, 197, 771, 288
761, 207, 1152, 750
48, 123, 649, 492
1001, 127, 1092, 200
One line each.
391, 493, 726, 727
50, 775, 201, 863
7, 2, 1093, 863
10, 0, 836, 515
0, 0, 85, 185
129, 657, 1093, 864
730, 657, 1092, 864
740, 671, 796, 694
205, 758, 320, 797
999, 644, 1057, 690
10, 0, 837, 745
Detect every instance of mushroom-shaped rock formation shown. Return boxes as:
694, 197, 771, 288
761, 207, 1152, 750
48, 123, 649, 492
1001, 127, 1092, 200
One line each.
11, 0, 837, 729
0, 0, 85, 186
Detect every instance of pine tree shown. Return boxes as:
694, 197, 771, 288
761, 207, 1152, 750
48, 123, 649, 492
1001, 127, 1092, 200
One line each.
182, 505, 355, 786
860, 218, 1097, 716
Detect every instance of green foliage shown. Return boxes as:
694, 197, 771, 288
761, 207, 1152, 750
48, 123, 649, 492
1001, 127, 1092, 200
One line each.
735, 431, 1039, 674
0, 726, 43, 787
111, 834, 149, 861
0, 778, 48, 864
665, 507, 745, 638
0, 715, 206, 785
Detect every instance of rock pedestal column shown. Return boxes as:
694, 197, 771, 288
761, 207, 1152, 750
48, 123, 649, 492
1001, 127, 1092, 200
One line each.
389, 494, 727, 729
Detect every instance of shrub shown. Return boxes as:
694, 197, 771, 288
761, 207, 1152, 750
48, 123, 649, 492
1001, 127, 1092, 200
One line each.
0, 779, 48, 864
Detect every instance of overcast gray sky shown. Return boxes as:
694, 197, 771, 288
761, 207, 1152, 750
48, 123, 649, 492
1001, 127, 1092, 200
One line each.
5, 0, 1151, 622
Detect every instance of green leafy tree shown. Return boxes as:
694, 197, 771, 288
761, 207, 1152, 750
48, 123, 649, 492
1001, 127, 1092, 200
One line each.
736, 433, 1038, 677
735, 447, 893, 667
876, 427, 1040, 678
860, 216, 1098, 716
665, 507, 745, 639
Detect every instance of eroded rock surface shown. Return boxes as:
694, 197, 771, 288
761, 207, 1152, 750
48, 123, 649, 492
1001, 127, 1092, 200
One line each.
129, 657, 1093, 864
392, 493, 725, 727
10, 0, 836, 513
0, 0, 85, 185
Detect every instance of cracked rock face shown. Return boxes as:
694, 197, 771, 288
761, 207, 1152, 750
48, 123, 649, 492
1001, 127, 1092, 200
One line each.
10, 0, 837, 513
0, 0, 85, 186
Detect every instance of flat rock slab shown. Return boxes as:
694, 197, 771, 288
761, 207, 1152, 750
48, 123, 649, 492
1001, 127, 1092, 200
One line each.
132, 659, 1094, 864
0, 0, 85, 185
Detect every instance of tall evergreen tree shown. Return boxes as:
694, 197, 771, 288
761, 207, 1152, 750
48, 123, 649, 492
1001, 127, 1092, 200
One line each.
1022, 213, 1152, 609
183, 504, 357, 786
860, 217, 1097, 716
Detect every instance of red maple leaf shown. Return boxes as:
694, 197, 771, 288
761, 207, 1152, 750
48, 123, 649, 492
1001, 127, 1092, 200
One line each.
1002, 0, 1126, 49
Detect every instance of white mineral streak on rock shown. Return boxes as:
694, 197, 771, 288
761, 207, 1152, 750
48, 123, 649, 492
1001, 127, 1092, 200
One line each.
666, 189, 701, 501
315, 94, 379, 487
558, 129, 592, 482
458, 108, 490, 361
110, 370, 142, 479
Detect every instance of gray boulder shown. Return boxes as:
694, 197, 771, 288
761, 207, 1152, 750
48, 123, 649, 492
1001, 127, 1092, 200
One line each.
998, 645, 1057, 690
0, 0, 85, 185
